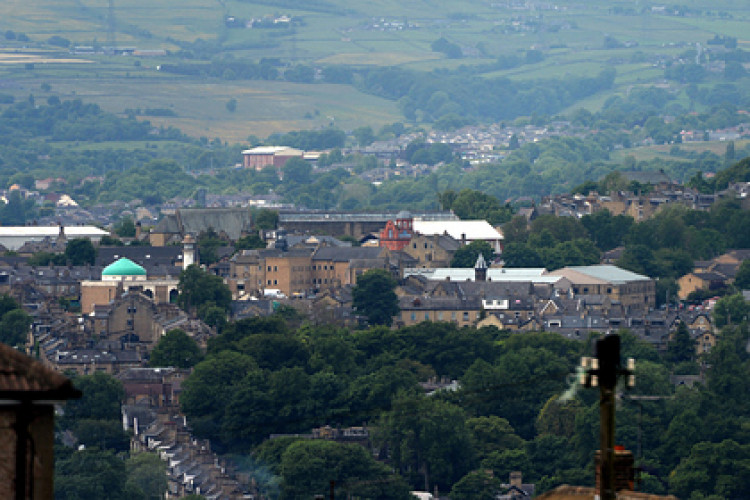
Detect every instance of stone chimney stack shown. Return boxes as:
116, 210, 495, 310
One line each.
510, 471, 523, 488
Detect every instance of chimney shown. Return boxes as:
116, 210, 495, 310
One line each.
596, 446, 634, 492
510, 471, 523, 488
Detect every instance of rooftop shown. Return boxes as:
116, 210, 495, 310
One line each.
550, 265, 651, 284
102, 257, 147, 276
0, 343, 81, 401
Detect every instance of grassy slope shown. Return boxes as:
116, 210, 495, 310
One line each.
0, 0, 749, 141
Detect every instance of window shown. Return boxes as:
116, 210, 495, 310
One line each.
583, 287, 589, 294
425, 313, 429, 320
606, 288, 612, 294
438, 312, 443, 321
267, 266, 272, 271
451, 312, 457, 320
411, 313, 416, 321
273, 280, 277, 285
267, 280, 272, 285
273, 266, 278, 272
463, 312, 469, 321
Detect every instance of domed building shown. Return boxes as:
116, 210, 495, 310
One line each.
101, 257, 148, 281
81, 257, 180, 314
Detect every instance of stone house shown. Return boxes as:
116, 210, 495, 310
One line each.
0, 343, 81, 500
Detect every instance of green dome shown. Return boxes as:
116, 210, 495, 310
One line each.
102, 257, 147, 276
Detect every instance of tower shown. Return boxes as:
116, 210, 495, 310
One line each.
183, 234, 196, 269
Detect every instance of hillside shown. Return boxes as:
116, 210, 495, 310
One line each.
2, 0, 749, 140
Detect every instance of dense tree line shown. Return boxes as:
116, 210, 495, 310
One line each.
175, 306, 750, 498
55, 372, 167, 500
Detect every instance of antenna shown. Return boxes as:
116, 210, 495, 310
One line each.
106, 0, 116, 54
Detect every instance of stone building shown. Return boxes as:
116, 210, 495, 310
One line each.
80, 257, 179, 315
0, 343, 81, 499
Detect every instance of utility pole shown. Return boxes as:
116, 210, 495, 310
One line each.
581, 334, 635, 500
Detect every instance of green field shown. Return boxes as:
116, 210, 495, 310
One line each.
611, 140, 750, 163
1, 0, 749, 140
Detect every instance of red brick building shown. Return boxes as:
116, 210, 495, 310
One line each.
241, 146, 304, 170
378, 211, 414, 251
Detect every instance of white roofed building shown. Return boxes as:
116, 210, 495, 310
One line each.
0, 225, 108, 251
413, 219, 504, 254
241, 146, 304, 171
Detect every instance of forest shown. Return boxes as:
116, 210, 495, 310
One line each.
54, 310, 750, 499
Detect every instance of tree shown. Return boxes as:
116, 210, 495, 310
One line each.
65, 238, 96, 266
125, 452, 168, 500
236, 233, 266, 250
0, 308, 31, 347
64, 372, 125, 422
581, 210, 633, 251
149, 329, 204, 368
254, 209, 279, 230
450, 189, 513, 225
666, 321, 694, 364
451, 240, 495, 268
502, 242, 543, 268
196, 228, 226, 265
352, 269, 399, 326
450, 470, 504, 500
480, 448, 531, 484
379, 394, 476, 492
280, 440, 411, 499
113, 217, 136, 238
669, 440, 750, 498
180, 351, 259, 442
0, 189, 34, 224
353, 126, 375, 147
466, 416, 524, 459
734, 259, 750, 289
282, 157, 312, 184
712, 293, 749, 327
177, 264, 232, 316
55, 448, 128, 500
72, 418, 130, 452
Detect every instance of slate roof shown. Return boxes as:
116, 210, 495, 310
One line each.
153, 208, 255, 240
97, 246, 183, 268
550, 265, 651, 284
0, 343, 81, 401
313, 246, 384, 262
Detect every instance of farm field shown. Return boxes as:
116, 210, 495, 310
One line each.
611, 140, 750, 163
1, 0, 749, 139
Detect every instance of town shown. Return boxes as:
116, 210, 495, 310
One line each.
1, 158, 749, 497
